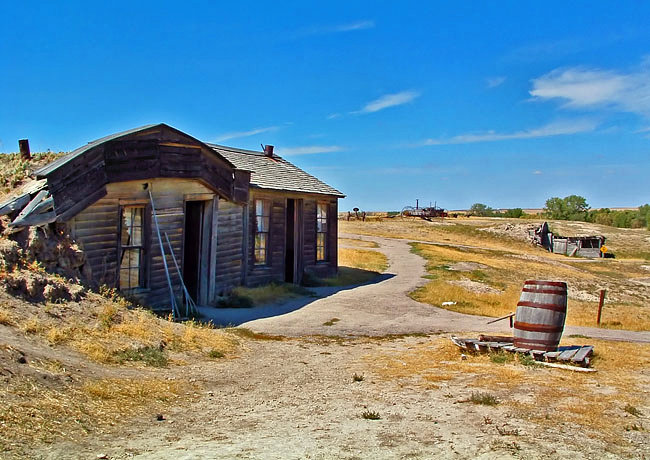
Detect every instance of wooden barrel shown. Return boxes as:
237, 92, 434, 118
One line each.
513, 280, 567, 351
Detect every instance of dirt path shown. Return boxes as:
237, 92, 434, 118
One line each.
37, 336, 642, 460
234, 233, 650, 343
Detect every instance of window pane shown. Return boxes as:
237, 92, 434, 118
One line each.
257, 216, 269, 232
317, 246, 325, 261
121, 207, 144, 246
131, 208, 142, 226
131, 226, 142, 246
255, 233, 267, 250
255, 249, 266, 264
256, 199, 264, 216
120, 248, 141, 289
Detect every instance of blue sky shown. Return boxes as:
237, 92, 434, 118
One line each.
1, 1, 649, 211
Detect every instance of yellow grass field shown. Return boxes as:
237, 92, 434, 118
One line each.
341, 218, 650, 330
364, 335, 650, 446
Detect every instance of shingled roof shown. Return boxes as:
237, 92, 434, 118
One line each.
208, 144, 345, 198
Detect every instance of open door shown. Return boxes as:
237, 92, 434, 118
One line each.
183, 199, 217, 305
285, 199, 303, 283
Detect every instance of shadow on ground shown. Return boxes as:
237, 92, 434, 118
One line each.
197, 273, 394, 327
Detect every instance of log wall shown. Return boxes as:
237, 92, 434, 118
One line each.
67, 178, 237, 310
245, 189, 339, 286
214, 198, 244, 295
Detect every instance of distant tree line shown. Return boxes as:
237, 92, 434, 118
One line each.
468, 196, 650, 230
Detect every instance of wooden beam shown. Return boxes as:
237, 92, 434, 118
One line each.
159, 142, 202, 149
10, 190, 48, 226
10, 210, 57, 228
0, 193, 30, 216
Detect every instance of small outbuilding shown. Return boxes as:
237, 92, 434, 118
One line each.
4, 124, 344, 310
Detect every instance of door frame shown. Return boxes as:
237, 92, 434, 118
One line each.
285, 198, 304, 284
182, 194, 218, 305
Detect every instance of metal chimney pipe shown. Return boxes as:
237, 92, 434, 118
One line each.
263, 145, 274, 157
19, 139, 31, 160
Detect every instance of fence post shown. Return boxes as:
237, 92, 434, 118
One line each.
597, 289, 606, 326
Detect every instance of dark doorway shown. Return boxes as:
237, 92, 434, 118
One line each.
183, 201, 203, 300
285, 199, 295, 282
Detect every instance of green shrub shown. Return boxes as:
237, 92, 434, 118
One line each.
115, 346, 168, 367
469, 391, 499, 406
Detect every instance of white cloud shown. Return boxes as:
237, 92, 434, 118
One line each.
278, 145, 343, 155
327, 113, 342, 120
422, 119, 598, 145
354, 91, 420, 114
487, 76, 506, 88
530, 60, 650, 116
533, 170, 543, 175
214, 125, 280, 142
333, 20, 375, 32
296, 20, 375, 38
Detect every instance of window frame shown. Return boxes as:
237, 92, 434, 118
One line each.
253, 198, 271, 266
316, 201, 328, 262
118, 204, 149, 291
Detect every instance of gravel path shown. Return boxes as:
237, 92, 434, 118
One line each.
207, 233, 650, 343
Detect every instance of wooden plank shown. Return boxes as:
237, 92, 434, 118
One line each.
530, 350, 546, 360
543, 351, 561, 361
0, 193, 30, 216
11, 190, 48, 223
514, 347, 530, 354
537, 362, 597, 373
571, 346, 594, 364
450, 336, 467, 349
557, 348, 580, 362
479, 335, 514, 343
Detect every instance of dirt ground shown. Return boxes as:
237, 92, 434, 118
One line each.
17, 334, 650, 460
2, 224, 650, 459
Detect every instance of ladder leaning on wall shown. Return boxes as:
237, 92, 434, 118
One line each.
147, 185, 198, 320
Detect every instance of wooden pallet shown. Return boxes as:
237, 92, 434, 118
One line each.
451, 336, 595, 371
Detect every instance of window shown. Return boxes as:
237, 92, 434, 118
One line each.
316, 202, 328, 261
119, 206, 146, 290
254, 199, 271, 265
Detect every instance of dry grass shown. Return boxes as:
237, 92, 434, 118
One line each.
12, 293, 239, 364
0, 307, 12, 325
364, 336, 650, 445
339, 237, 379, 248
0, 375, 187, 453
230, 283, 313, 307
408, 240, 650, 330
339, 247, 388, 273
341, 218, 538, 255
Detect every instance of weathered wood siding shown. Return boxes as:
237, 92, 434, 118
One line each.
68, 178, 221, 310
245, 190, 338, 286
214, 198, 244, 295
43, 125, 247, 222
302, 198, 338, 279
245, 191, 286, 286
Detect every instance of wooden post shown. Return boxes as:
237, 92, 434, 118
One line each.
597, 289, 606, 326
19, 139, 31, 160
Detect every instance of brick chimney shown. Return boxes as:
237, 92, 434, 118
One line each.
263, 144, 274, 157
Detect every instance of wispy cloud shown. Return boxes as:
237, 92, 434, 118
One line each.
533, 170, 543, 175
294, 20, 375, 38
530, 59, 650, 116
332, 20, 375, 32
278, 145, 343, 155
421, 119, 598, 145
327, 113, 342, 120
487, 76, 506, 88
214, 125, 280, 142
353, 91, 420, 114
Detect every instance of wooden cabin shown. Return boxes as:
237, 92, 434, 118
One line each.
7, 124, 344, 310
